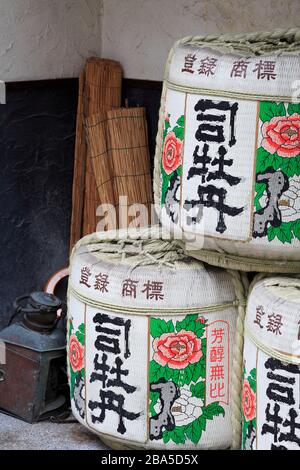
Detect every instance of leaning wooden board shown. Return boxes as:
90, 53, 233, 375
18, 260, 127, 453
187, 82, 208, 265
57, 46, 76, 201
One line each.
70, 58, 122, 249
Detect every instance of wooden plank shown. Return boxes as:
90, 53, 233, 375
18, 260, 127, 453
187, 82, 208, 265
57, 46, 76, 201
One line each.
70, 71, 86, 250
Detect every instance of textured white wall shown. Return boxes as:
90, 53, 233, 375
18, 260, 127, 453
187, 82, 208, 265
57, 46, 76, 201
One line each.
0, 0, 103, 81
102, 0, 300, 80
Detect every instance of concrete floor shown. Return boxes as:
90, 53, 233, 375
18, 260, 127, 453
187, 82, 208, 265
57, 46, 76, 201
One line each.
0, 412, 109, 450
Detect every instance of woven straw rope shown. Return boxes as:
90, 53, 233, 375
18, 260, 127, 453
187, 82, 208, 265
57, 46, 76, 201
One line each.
153, 28, 300, 274
69, 226, 248, 449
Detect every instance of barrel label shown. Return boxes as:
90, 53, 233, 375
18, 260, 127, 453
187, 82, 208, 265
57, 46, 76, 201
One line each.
181, 93, 257, 241
149, 311, 234, 447
85, 307, 148, 443
253, 101, 300, 245
243, 336, 300, 450
161, 88, 258, 241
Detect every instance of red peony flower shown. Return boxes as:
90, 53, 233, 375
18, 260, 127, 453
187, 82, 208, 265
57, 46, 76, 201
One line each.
261, 113, 300, 158
153, 329, 202, 369
162, 131, 182, 175
69, 335, 84, 372
242, 379, 256, 422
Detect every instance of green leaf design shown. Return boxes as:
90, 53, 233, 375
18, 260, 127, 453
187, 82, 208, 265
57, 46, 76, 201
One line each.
287, 103, 300, 116
242, 416, 248, 449
185, 417, 204, 444
183, 363, 194, 385
256, 148, 300, 178
292, 219, 300, 240
150, 317, 174, 338
163, 425, 186, 445
266, 213, 300, 245
190, 381, 205, 399
250, 368, 256, 381
166, 367, 180, 384
176, 165, 182, 177
70, 369, 77, 398
160, 399, 225, 445
280, 157, 298, 177
163, 118, 171, 140
255, 148, 271, 174
68, 320, 74, 339
161, 171, 172, 205
254, 181, 266, 211
176, 314, 207, 338
149, 360, 165, 383
259, 101, 286, 122
193, 356, 206, 382
149, 390, 160, 417
256, 147, 282, 174
176, 115, 185, 127
267, 221, 293, 244
76, 323, 85, 345
173, 125, 184, 141
203, 402, 225, 420
248, 377, 256, 393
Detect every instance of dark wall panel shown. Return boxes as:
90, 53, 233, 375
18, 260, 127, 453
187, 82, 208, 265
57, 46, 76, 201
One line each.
0, 80, 78, 328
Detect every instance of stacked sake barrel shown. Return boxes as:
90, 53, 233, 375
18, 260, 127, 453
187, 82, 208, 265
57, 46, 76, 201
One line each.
68, 226, 246, 450
154, 29, 300, 272
242, 276, 300, 450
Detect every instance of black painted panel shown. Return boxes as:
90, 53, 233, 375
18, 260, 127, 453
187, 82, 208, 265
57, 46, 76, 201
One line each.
0, 81, 78, 328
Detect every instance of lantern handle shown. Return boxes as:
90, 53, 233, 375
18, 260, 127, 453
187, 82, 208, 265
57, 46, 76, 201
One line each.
13, 294, 30, 313
7, 294, 31, 326
53, 301, 67, 329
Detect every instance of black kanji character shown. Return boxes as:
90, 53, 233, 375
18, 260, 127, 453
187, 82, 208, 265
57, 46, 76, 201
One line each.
107, 356, 136, 394
194, 99, 238, 147
93, 313, 131, 358
187, 143, 212, 184
207, 145, 241, 186
279, 408, 300, 447
88, 389, 141, 435
90, 353, 110, 388
261, 402, 283, 443
184, 184, 243, 233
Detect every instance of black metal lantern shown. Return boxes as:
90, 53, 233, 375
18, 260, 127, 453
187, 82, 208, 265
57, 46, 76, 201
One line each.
0, 292, 68, 423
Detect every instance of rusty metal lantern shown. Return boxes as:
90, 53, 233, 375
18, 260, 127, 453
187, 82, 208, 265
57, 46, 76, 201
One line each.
0, 292, 68, 423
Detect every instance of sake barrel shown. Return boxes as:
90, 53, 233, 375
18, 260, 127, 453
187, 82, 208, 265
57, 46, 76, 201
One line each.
67, 227, 246, 450
154, 29, 300, 272
242, 276, 300, 450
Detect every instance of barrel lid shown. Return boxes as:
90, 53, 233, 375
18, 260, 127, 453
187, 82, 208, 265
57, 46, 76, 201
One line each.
69, 227, 237, 311
30, 291, 61, 309
168, 40, 300, 101
245, 276, 300, 364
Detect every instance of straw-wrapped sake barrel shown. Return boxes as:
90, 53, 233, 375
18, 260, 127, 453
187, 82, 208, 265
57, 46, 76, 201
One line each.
242, 276, 300, 450
154, 29, 300, 272
67, 227, 246, 449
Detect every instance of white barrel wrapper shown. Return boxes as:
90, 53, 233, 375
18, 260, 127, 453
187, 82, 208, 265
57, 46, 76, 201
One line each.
155, 37, 300, 263
67, 231, 241, 449
242, 277, 300, 450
